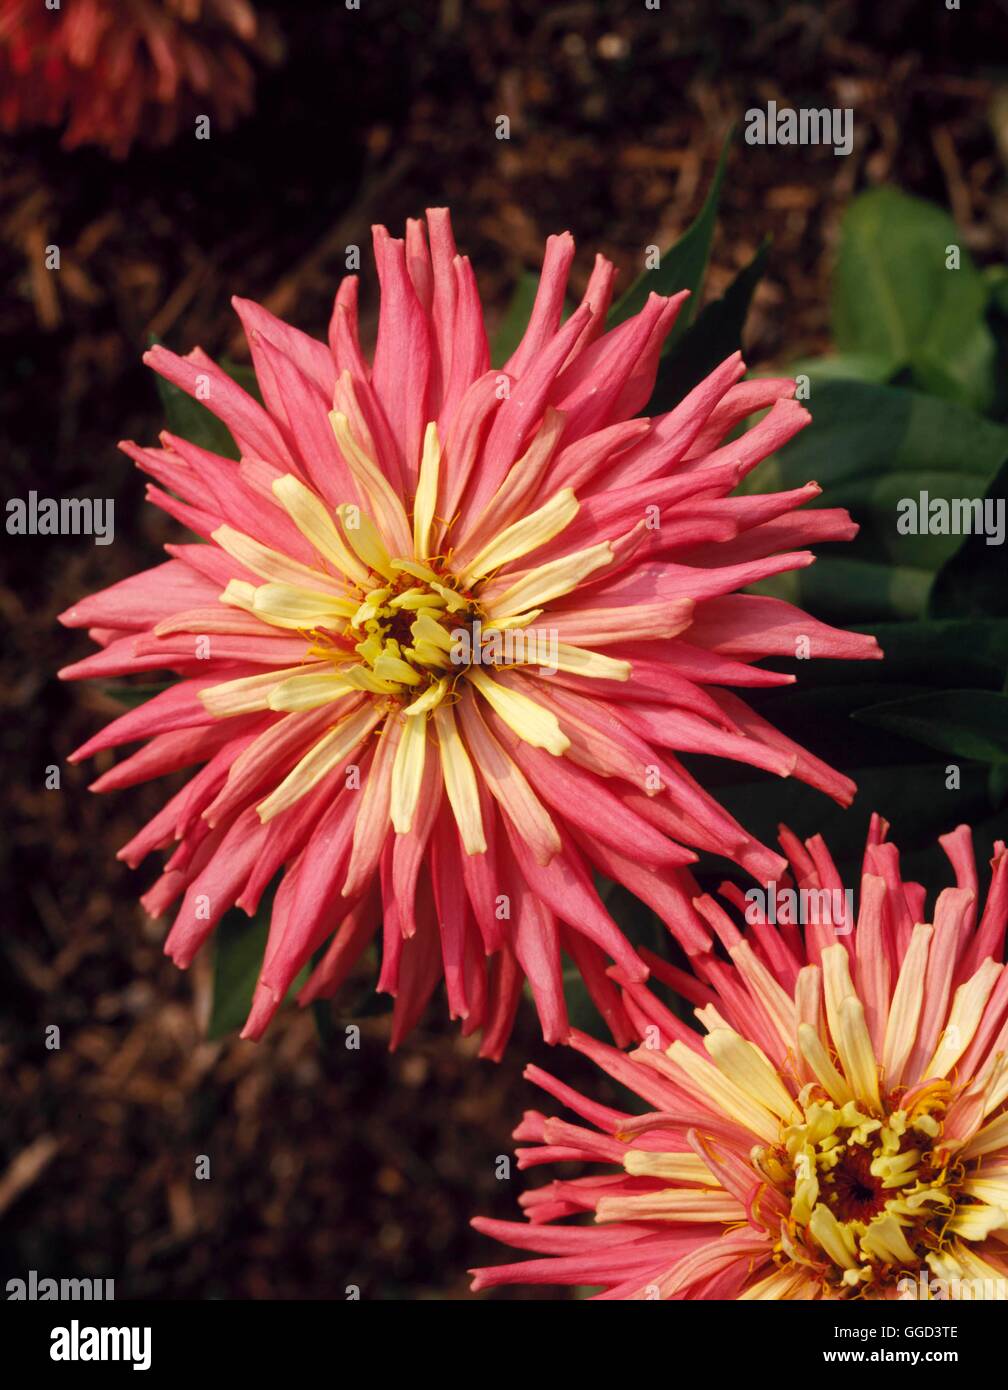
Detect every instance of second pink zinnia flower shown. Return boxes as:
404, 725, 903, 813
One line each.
60, 208, 879, 1052
471, 821, 1008, 1299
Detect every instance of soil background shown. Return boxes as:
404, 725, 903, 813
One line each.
2, 0, 1006, 1299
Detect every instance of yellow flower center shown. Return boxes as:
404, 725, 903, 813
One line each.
756, 1083, 961, 1293
335, 559, 483, 691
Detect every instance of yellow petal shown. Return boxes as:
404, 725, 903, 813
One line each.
454, 406, 565, 558
729, 940, 796, 1053
797, 1022, 853, 1107
430, 581, 469, 612
859, 1212, 917, 1264
391, 558, 440, 584
961, 1173, 1008, 1206
389, 587, 446, 612
200, 665, 318, 717
257, 703, 383, 821
548, 642, 631, 680
704, 1028, 802, 1123
340, 663, 403, 695
485, 541, 614, 617
267, 672, 355, 712
482, 609, 543, 631
337, 503, 396, 581
467, 667, 569, 755
882, 922, 933, 1088
402, 677, 448, 716
739, 1268, 818, 1300
939, 1240, 1008, 1293
330, 410, 412, 557
946, 1204, 1008, 1241
622, 1151, 719, 1185
962, 1109, 1008, 1162
408, 639, 452, 670
595, 1189, 743, 1224
251, 582, 357, 630
456, 487, 579, 585
663, 1040, 779, 1144
834, 994, 882, 1112
807, 1203, 859, 1269
455, 694, 561, 864
271, 473, 370, 586
219, 578, 258, 613
927, 959, 1003, 1079
411, 611, 455, 653
821, 942, 857, 1051
213, 524, 347, 594
390, 712, 428, 834
373, 653, 422, 687
433, 702, 485, 854
413, 421, 440, 560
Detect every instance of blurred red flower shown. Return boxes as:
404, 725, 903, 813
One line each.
0, 0, 278, 156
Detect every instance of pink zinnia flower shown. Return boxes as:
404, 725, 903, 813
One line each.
60, 208, 878, 1053
0, 0, 273, 156
471, 819, 1008, 1299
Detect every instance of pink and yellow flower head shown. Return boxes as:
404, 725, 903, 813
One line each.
0, 0, 271, 156
60, 207, 879, 1053
471, 820, 1008, 1299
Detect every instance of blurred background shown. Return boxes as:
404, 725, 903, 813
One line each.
3, 0, 1007, 1299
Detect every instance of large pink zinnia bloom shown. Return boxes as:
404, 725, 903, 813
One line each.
0, 0, 271, 156
60, 208, 879, 1053
472, 820, 1008, 1299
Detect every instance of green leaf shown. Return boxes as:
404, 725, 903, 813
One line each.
853, 690, 1008, 764
490, 270, 541, 368
750, 557, 932, 625
990, 763, 1008, 810
752, 379, 1008, 497
988, 265, 1008, 318
608, 128, 732, 348
152, 350, 260, 462
706, 760, 1000, 896
742, 378, 1008, 621
928, 457, 1008, 618
788, 352, 896, 385
208, 909, 270, 1039
208, 892, 311, 1040
854, 619, 1008, 688
833, 187, 995, 413
645, 239, 768, 414
732, 618, 1008, 708
155, 370, 240, 461
222, 361, 260, 398
100, 682, 172, 708
684, 607, 1008, 892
